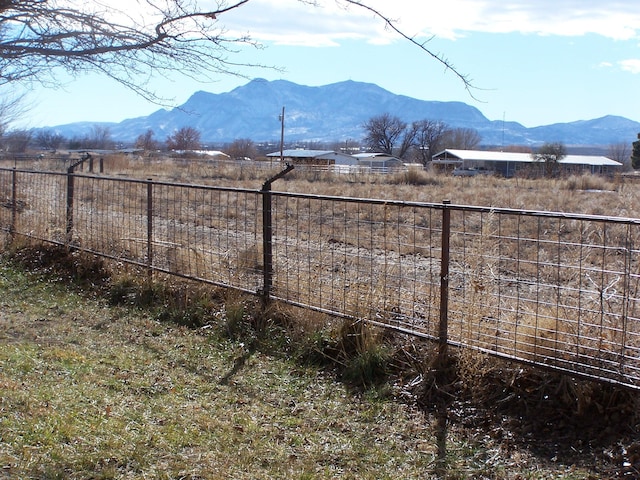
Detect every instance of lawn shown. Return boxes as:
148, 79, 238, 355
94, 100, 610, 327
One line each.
0, 256, 605, 479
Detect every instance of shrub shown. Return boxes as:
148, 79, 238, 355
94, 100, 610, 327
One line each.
389, 167, 440, 186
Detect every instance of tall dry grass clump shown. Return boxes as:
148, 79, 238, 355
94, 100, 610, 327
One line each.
563, 173, 618, 192
389, 167, 441, 186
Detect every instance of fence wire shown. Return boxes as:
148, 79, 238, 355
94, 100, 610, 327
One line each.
270, 193, 442, 339
70, 176, 263, 293
1, 167, 639, 389
0, 170, 67, 245
446, 208, 640, 387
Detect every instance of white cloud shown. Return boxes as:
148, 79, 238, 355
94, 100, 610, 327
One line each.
221, 0, 640, 45
463, 1, 640, 39
619, 59, 640, 74
60, 1, 640, 46
221, 0, 401, 46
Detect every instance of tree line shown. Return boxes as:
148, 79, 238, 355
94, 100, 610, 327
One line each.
0, 125, 204, 153
1, 121, 638, 173
0, 123, 263, 160
361, 113, 481, 165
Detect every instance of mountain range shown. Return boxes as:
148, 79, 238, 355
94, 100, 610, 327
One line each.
43, 79, 640, 148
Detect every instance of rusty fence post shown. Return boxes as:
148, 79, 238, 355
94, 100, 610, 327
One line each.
65, 165, 75, 246
146, 179, 154, 280
438, 200, 452, 365
10, 168, 17, 242
65, 157, 88, 247
262, 185, 273, 303
260, 164, 294, 306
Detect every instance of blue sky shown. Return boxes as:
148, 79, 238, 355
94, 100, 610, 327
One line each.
16, 0, 640, 130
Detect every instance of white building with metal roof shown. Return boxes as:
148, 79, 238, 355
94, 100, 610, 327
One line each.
352, 152, 404, 171
267, 149, 358, 167
266, 149, 407, 172
432, 149, 623, 177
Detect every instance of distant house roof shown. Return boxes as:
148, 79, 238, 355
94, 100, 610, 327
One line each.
432, 149, 622, 167
353, 152, 400, 160
65, 148, 144, 155
352, 152, 404, 166
267, 149, 357, 165
194, 150, 230, 157
267, 149, 331, 158
559, 155, 622, 167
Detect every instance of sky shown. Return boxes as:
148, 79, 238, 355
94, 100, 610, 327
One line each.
13, 0, 640, 130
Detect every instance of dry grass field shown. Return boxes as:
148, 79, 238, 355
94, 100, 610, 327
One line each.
87, 155, 632, 212
5, 153, 633, 214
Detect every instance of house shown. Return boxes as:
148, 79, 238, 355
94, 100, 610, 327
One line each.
194, 150, 231, 159
352, 152, 404, 171
266, 149, 358, 168
431, 149, 623, 177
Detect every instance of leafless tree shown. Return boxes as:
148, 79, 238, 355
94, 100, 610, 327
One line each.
398, 122, 419, 160
0, 0, 259, 102
532, 141, 567, 177
226, 138, 257, 160
166, 126, 201, 151
0, 91, 29, 134
86, 125, 114, 149
34, 129, 66, 150
135, 129, 160, 151
363, 115, 463, 162
67, 124, 114, 149
1, 129, 31, 152
0, 1, 473, 103
441, 127, 481, 150
632, 133, 640, 170
413, 119, 449, 165
608, 141, 631, 170
362, 113, 408, 156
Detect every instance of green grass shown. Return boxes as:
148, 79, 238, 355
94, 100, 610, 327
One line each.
0, 258, 604, 479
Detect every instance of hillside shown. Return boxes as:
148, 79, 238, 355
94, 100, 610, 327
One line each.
42, 79, 640, 147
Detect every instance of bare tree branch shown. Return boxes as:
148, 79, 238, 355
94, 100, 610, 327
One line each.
341, 0, 475, 95
0, 90, 29, 133
0, 0, 475, 108
0, 0, 262, 103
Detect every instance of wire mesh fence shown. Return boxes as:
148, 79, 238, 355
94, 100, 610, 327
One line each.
445, 207, 640, 388
269, 193, 443, 340
71, 175, 264, 293
0, 169, 68, 244
1, 166, 639, 390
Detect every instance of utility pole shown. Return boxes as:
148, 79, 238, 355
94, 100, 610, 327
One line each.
279, 106, 285, 164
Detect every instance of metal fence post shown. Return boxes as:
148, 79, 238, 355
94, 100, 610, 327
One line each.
262, 184, 273, 303
66, 165, 75, 246
147, 179, 154, 280
10, 168, 17, 241
260, 164, 294, 305
65, 157, 87, 247
438, 200, 452, 365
